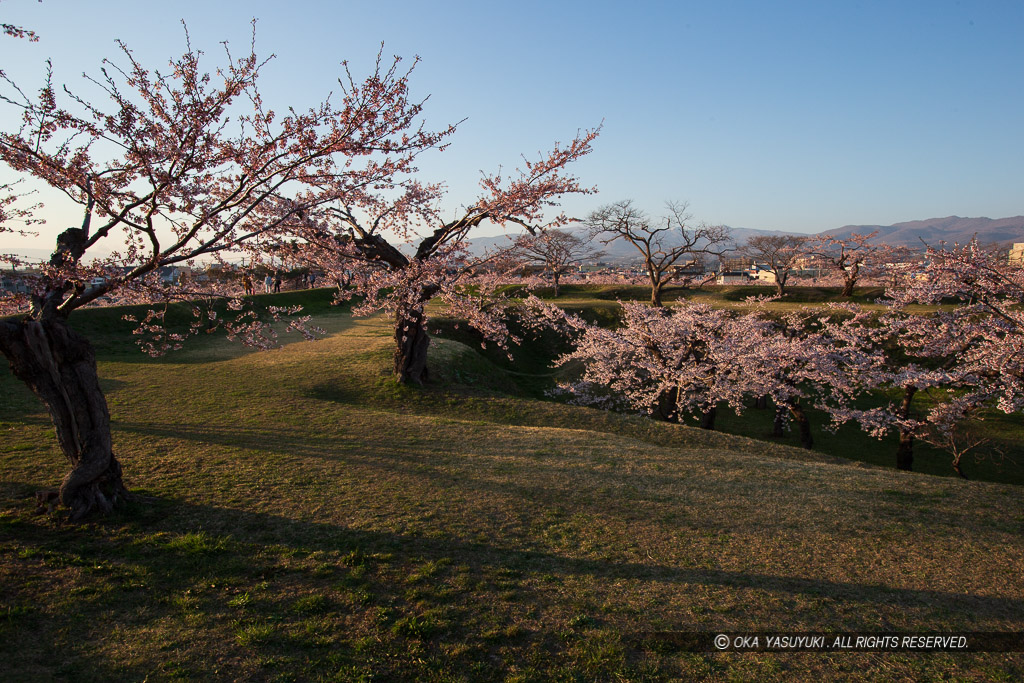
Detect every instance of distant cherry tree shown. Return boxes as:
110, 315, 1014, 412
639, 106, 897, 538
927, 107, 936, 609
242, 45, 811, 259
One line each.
839, 240, 1024, 477
585, 200, 730, 306
807, 231, 883, 296
544, 297, 884, 449
512, 228, 604, 297
0, 29, 453, 519
544, 299, 740, 427
739, 234, 808, 296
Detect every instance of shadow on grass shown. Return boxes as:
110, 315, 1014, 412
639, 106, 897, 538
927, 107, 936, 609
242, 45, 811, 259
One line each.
9, 493, 1024, 622
3, 487, 1023, 680
112, 418, 1023, 574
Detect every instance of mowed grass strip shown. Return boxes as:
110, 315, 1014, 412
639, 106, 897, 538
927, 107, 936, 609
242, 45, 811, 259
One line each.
0, 301, 1022, 681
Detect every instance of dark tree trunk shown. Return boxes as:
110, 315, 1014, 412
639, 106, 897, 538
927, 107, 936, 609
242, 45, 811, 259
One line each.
787, 400, 813, 449
0, 317, 127, 520
896, 386, 917, 471
755, 395, 768, 410
772, 405, 786, 437
644, 262, 664, 308
655, 386, 679, 422
552, 272, 561, 298
896, 429, 914, 472
951, 455, 968, 480
841, 263, 860, 298
700, 405, 716, 430
650, 282, 663, 307
393, 306, 431, 385
771, 269, 789, 297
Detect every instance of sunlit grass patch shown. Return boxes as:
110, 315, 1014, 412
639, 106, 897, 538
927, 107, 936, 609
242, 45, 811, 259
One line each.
0, 294, 1022, 680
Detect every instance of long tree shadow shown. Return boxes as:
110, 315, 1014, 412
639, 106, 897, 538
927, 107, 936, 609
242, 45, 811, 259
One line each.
3, 493, 1023, 680
113, 418, 1023, 540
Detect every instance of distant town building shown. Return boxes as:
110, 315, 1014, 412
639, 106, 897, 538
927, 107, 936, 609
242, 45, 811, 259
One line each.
1009, 243, 1024, 266
0, 269, 39, 294
720, 256, 753, 272
748, 266, 777, 284
671, 258, 706, 277
716, 270, 751, 285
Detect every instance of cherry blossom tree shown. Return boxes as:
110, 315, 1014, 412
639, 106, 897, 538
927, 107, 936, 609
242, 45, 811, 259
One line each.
1, 0, 40, 45
807, 231, 883, 297
584, 200, 729, 306
739, 234, 808, 296
544, 297, 885, 449
289, 129, 600, 385
850, 240, 1024, 476
0, 29, 454, 519
512, 228, 603, 297
544, 300, 741, 428
743, 304, 888, 449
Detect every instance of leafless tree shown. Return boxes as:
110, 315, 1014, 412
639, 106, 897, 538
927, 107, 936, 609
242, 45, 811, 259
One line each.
807, 231, 883, 296
512, 229, 603, 297
585, 200, 731, 306
740, 234, 809, 296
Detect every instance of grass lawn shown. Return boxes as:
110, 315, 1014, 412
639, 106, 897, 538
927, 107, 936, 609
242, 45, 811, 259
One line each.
1, 290, 1023, 680
480, 284, 1024, 486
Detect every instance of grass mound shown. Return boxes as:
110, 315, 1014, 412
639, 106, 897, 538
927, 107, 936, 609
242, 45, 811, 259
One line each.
1, 299, 1022, 680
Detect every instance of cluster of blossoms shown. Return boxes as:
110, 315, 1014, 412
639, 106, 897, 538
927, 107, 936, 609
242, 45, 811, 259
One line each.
539, 297, 885, 449
0, 26, 473, 518
536, 241, 1024, 476
283, 126, 600, 384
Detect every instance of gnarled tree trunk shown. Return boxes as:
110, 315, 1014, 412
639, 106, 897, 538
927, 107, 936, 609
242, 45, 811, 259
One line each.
895, 386, 917, 472
650, 280, 664, 307
700, 405, 717, 430
786, 399, 813, 449
772, 405, 786, 437
0, 317, 127, 520
393, 305, 431, 385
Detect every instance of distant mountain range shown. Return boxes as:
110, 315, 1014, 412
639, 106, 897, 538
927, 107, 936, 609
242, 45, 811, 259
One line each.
818, 216, 1024, 248
7, 216, 1023, 265
467, 215, 1024, 263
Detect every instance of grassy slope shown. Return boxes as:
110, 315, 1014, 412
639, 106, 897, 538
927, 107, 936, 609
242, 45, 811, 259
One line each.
482, 284, 1024, 486
0, 293, 1022, 681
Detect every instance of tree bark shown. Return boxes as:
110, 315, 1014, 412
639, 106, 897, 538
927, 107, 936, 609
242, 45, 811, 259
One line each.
0, 317, 127, 520
896, 386, 917, 471
772, 405, 786, 437
699, 405, 716, 430
840, 277, 856, 298
787, 400, 813, 449
393, 305, 431, 385
650, 281, 663, 307
754, 395, 768, 410
951, 454, 968, 480
896, 429, 914, 472
655, 386, 679, 422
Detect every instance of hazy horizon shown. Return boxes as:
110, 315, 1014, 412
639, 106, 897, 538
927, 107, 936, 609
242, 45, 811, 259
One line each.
2, 0, 1022, 256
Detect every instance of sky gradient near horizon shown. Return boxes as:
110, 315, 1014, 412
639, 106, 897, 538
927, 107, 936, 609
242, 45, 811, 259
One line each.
1, 0, 1022, 255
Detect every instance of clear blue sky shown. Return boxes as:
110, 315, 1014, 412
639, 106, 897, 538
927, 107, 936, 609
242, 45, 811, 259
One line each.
2, 0, 1022, 252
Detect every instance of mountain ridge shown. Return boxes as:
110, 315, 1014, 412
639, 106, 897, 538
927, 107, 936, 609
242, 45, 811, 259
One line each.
465, 215, 1024, 262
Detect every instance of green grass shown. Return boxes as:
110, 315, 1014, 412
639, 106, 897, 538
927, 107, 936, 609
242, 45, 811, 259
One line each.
1, 289, 1023, 680
445, 284, 1024, 486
